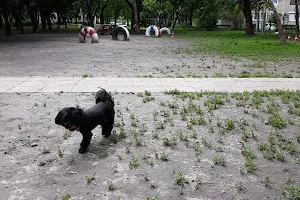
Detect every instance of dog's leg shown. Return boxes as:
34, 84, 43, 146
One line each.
102, 123, 113, 138
102, 113, 115, 138
79, 131, 93, 153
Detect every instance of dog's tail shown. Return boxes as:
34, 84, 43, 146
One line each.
95, 88, 114, 107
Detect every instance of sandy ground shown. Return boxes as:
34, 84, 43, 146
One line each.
0, 91, 299, 200
0, 33, 299, 78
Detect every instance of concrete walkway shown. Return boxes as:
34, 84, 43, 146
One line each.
0, 77, 299, 93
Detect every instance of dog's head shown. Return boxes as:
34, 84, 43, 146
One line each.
95, 88, 114, 107
55, 107, 83, 131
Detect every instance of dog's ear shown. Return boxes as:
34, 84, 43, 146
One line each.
70, 108, 83, 121
95, 89, 114, 107
55, 108, 68, 125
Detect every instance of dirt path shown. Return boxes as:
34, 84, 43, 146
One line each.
0, 33, 299, 78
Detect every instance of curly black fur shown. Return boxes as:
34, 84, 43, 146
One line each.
55, 88, 115, 154
95, 88, 114, 107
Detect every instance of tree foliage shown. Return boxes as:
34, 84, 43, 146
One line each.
105, 0, 130, 24
0, 0, 294, 39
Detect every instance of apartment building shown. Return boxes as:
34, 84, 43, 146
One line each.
274, 0, 299, 25
253, 0, 299, 30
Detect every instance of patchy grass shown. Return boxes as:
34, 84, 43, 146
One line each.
85, 173, 96, 185
281, 183, 300, 200
57, 193, 71, 200
62, 130, 72, 140
175, 171, 187, 187
2, 90, 300, 199
213, 155, 226, 166
268, 113, 286, 129
174, 30, 300, 61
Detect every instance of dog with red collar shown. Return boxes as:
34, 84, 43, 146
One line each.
55, 89, 115, 153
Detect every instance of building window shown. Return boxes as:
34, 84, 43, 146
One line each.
272, 0, 277, 3
290, 0, 295, 5
289, 12, 300, 22
289, 13, 295, 21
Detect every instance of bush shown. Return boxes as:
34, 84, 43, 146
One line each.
24, 20, 32, 27
283, 25, 297, 31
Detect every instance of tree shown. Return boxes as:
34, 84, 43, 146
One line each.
168, 0, 188, 30
24, 0, 39, 33
223, 1, 244, 30
267, 0, 284, 43
295, 0, 299, 33
10, 0, 26, 34
39, 0, 55, 31
68, 1, 81, 23
106, 0, 130, 24
0, 13, 3, 29
1, 0, 12, 35
195, 0, 218, 30
124, 0, 142, 33
242, 0, 254, 35
178, 0, 199, 27
141, 0, 159, 25
78, 0, 109, 26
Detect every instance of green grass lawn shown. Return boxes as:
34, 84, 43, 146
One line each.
174, 30, 300, 61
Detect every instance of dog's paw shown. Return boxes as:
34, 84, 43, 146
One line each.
79, 146, 88, 154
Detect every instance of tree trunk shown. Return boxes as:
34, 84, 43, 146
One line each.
256, 5, 260, 32
268, 0, 284, 44
64, 13, 67, 29
99, 3, 108, 25
89, 0, 104, 27
262, 6, 266, 36
295, 0, 299, 33
20, 20, 24, 34
57, 13, 60, 29
188, 8, 193, 26
171, 6, 184, 31
27, 5, 38, 33
124, 0, 140, 33
16, 22, 20, 30
90, 13, 96, 27
15, 14, 24, 33
171, 11, 180, 30
12, 8, 21, 31
2, 4, 11, 35
131, 0, 140, 33
85, 0, 92, 25
158, 16, 162, 28
0, 14, 3, 29
131, 10, 134, 28
243, 0, 254, 36
41, 11, 47, 31
100, 12, 104, 24
47, 17, 52, 31
136, 0, 141, 27
167, 18, 171, 27
17, 5, 24, 34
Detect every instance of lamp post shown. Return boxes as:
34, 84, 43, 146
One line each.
256, 1, 266, 32
262, 5, 266, 35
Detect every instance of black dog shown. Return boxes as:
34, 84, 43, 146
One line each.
55, 89, 115, 153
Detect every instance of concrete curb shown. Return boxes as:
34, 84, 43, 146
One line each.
0, 77, 299, 93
